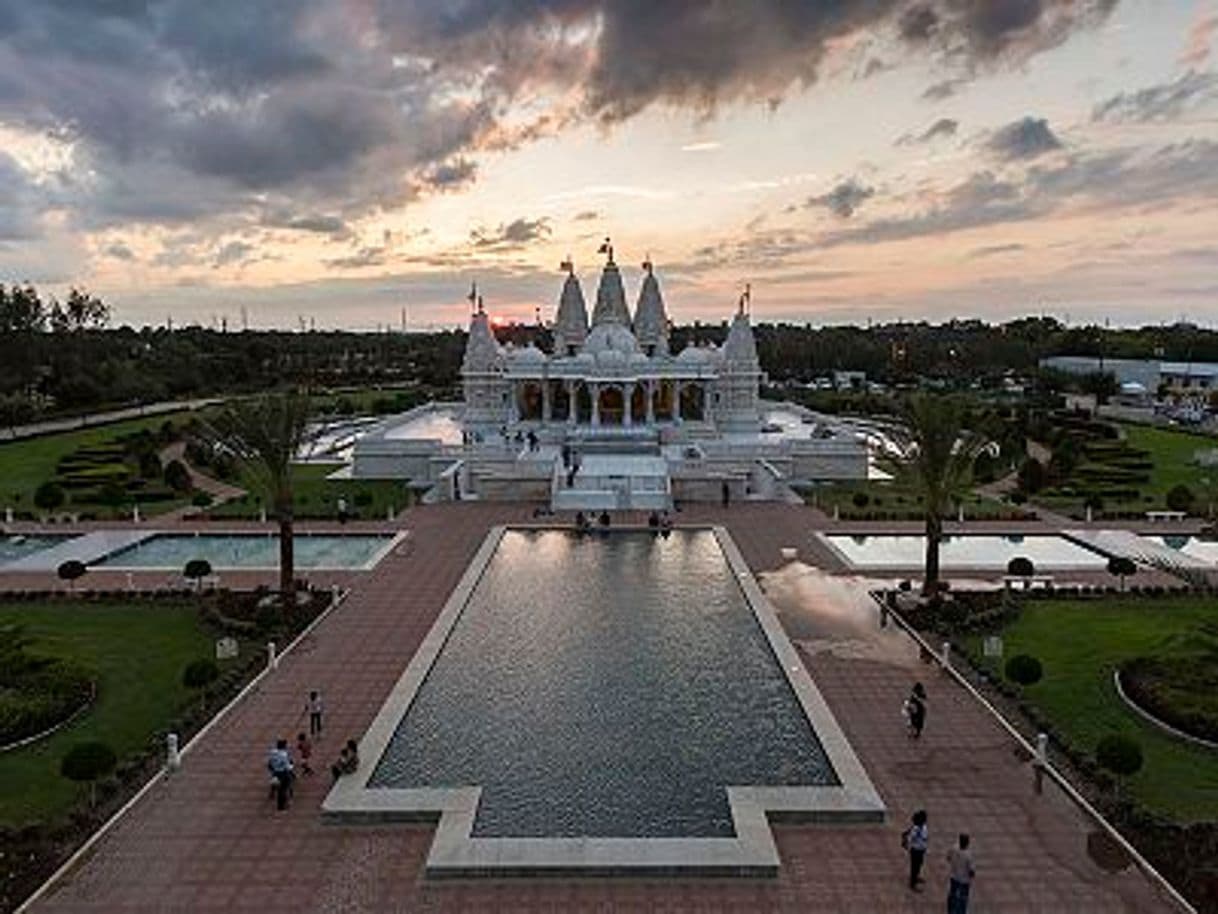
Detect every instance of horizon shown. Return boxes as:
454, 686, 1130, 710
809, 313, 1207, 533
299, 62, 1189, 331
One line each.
1, 1, 1215, 330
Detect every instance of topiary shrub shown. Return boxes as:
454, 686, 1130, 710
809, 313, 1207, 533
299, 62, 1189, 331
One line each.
851, 491, 870, 509
1005, 653, 1043, 686
1095, 733, 1143, 787
163, 459, 192, 493
191, 491, 214, 508
183, 558, 212, 590
57, 560, 87, 592
34, 481, 66, 512
1007, 556, 1035, 579
1166, 484, 1195, 514
1107, 555, 1137, 592
61, 740, 117, 806
182, 658, 220, 709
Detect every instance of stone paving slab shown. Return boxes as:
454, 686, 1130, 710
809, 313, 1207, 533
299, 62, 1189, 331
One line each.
20, 502, 1180, 913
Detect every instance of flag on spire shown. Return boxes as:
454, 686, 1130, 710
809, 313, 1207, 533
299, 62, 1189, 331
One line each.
597, 236, 614, 263
560, 256, 573, 274
467, 281, 478, 312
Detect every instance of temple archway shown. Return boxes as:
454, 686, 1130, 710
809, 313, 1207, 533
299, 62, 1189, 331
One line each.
598, 385, 625, 425
516, 381, 544, 421
653, 380, 675, 421
680, 383, 705, 421
575, 382, 593, 423
630, 383, 647, 424
549, 380, 570, 422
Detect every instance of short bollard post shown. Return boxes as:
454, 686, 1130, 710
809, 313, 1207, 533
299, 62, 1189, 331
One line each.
331, 584, 340, 604
267, 641, 278, 670
387, 504, 395, 521
259, 507, 267, 524
940, 640, 952, 669
126, 572, 134, 592
1033, 732, 1049, 794
4, 506, 12, 524
166, 733, 181, 772
132, 504, 141, 523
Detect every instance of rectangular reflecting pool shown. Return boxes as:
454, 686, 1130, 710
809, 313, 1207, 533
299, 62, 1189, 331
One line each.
1153, 535, 1218, 566
325, 526, 882, 876
823, 533, 1108, 570
92, 532, 396, 570
0, 534, 73, 567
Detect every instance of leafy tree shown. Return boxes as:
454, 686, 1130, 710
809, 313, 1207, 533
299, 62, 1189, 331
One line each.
878, 394, 988, 595
212, 391, 313, 601
1005, 654, 1043, 686
61, 740, 117, 806
57, 560, 87, 592
163, 459, 193, 493
34, 481, 66, 512
1017, 457, 1045, 494
1107, 556, 1137, 591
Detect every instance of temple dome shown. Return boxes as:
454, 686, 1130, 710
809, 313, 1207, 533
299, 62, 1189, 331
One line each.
633, 267, 668, 354
511, 342, 546, 364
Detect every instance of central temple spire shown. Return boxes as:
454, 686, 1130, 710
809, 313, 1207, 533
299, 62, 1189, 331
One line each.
590, 238, 631, 328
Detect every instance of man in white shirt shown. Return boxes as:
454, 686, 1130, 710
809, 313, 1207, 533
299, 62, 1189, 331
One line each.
946, 832, 976, 913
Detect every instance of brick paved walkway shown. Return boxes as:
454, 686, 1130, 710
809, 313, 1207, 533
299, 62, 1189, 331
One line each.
25, 503, 1177, 913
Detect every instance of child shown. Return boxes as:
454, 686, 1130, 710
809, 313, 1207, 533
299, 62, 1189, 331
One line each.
295, 732, 313, 775
330, 739, 360, 784
303, 690, 324, 737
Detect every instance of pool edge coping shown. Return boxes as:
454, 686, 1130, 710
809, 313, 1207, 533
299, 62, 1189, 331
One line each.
321, 524, 886, 877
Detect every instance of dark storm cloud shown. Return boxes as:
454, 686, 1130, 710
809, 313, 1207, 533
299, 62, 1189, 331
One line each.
1091, 70, 1218, 123
986, 116, 1062, 160
806, 179, 875, 218
104, 242, 136, 261
0, 0, 1118, 243
213, 240, 254, 267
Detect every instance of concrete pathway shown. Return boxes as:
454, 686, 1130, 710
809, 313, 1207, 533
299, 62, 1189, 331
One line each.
21, 504, 1181, 912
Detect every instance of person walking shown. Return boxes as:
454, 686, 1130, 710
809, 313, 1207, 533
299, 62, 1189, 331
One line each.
295, 732, 314, 776
902, 809, 929, 890
267, 739, 294, 811
904, 682, 927, 739
721, 480, 730, 508
946, 833, 976, 913
303, 690, 324, 738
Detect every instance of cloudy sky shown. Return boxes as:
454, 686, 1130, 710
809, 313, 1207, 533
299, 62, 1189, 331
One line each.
0, 0, 1215, 330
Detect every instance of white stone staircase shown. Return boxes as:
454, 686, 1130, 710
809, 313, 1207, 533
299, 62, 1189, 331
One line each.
551, 453, 672, 512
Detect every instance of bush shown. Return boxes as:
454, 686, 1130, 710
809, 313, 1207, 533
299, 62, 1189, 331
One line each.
352, 490, 374, 508
164, 459, 192, 493
183, 558, 213, 587
1166, 484, 1194, 513
57, 560, 87, 589
1005, 653, 1043, 686
851, 491, 870, 509
191, 491, 214, 508
1007, 556, 1035, 578
1017, 457, 1045, 494
182, 658, 220, 692
1107, 556, 1137, 589
61, 740, 118, 805
33, 481, 66, 511
1095, 734, 1143, 780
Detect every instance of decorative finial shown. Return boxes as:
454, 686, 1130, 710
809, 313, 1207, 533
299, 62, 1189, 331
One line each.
560, 256, 574, 275
738, 282, 751, 316
468, 281, 478, 313
597, 236, 614, 265
642, 254, 653, 274
476, 294, 484, 315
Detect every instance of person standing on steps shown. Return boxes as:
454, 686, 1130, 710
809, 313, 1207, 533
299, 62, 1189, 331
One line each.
902, 809, 929, 890
303, 689, 324, 738
946, 833, 976, 914
904, 682, 927, 739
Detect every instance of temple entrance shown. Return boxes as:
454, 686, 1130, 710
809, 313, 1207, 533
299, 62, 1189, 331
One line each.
549, 380, 570, 422
653, 380, 675, 421
575, 382, 593, 423
517, 382, 543, 422
680, 383, 705, 421
598, 386, 625, 425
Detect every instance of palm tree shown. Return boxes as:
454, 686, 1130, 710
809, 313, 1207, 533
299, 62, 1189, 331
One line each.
878, 394, 989, 596
212, 391, 313, 601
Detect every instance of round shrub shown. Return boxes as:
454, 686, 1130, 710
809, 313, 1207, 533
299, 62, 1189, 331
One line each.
1166, 484, 1195, 514
1005, 653, 1043, 686
1007, 556, 1035, 578
851, 491, 870, 509
34, 481, 66, 512
57, 560, 87, 587
183, 558, 212, 586
61, 740, 117, 805
1095, 734, 1143, 780
191, 491, 214, 508
1107, 556, 1137, 584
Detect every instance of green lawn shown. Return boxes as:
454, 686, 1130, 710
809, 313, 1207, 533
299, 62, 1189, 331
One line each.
1121, 423, 1215, 501
0, 601, 238, 826
971, 597, 1218, 821
0, 410, 205, 518
208, 463, 413, 520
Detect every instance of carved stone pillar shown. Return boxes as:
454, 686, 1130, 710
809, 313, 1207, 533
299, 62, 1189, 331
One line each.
591, 382, 600, 427
646, 379, 655, 424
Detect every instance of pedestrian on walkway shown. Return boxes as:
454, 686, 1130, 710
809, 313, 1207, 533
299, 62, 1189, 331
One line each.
303, 690, 324, 738
267, 739, 294, 811
904, 682, 927, 739
946, 833, 975, 913
902, 809, 929, 890
295, 732, 314, 776
721, 480, 730, 507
